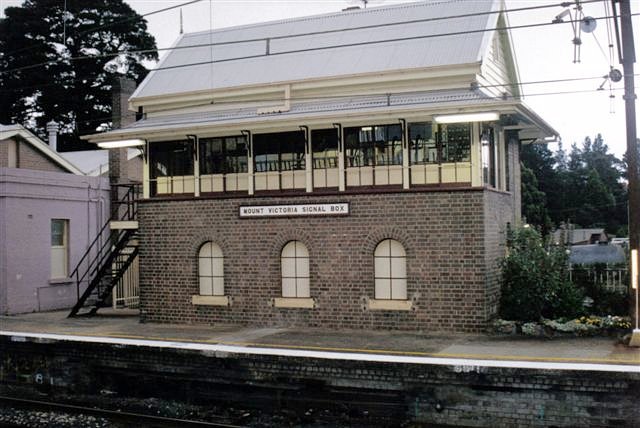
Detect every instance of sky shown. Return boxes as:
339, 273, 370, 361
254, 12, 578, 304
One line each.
1, 0, 639, 157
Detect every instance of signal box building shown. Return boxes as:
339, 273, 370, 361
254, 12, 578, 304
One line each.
87, 0, 557, 331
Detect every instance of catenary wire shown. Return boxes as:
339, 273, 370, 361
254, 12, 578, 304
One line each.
0, 0, 608, 76
7, 85, 628, 135
0, 0, 207, 58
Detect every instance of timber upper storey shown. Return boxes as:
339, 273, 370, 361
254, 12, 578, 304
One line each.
85, 0, 557, 199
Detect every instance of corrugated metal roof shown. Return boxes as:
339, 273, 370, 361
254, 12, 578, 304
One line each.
133, 0, 500, 100
569, 244, 626, 265
124, 88, 494, 134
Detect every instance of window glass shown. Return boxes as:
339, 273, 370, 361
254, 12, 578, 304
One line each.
311, 129, 338, 169
198, 242, 224, 296
345, 124, 402, 167
200, 136, 248, 174
481, 126, 496, 187
440, 123, 471, 162
409, 122, 438, 164
51, 219, 68, 278
374, 239, 407, 300
254, 131, 305, 172
281, 241, 310, 298
150, 140, 193, 178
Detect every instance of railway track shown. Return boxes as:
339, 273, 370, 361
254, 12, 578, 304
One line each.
0, 396, 243, 428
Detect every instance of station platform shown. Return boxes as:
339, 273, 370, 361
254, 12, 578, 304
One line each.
1, 309, 639, 373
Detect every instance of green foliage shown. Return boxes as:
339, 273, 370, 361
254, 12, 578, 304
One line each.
0, 0, 158, 148
570, 264, 630, 316
499, 226, 584, 322
520, 135, 627, 235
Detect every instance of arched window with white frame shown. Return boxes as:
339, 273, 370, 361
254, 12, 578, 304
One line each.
374, 239, 407, 300
198, 242, 224, 296
281, 241, 310, 298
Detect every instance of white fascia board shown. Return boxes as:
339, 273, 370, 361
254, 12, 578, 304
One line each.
130, 63, 482, 112
84, 99, 523, 143
514, 103, 560, 140
476, 0, 502, 64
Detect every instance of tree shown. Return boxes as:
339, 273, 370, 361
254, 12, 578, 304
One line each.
0, 0, 157, 149
521, 136, 627, 236
499, 226, 583, 322
521, 165, 552, 234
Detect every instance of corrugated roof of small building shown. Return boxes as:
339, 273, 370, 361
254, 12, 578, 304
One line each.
569, 244, 626, 265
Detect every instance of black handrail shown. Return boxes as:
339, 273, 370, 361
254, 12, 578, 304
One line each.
69, 183, 140, 316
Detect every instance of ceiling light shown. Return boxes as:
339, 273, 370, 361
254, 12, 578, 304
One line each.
97, 139, 146, 149
433, 112, 499, 124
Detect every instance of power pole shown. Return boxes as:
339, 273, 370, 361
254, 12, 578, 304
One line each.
616, 0, 640, 346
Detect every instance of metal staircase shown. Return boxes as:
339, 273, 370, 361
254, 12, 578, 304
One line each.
68, 184, 140, 317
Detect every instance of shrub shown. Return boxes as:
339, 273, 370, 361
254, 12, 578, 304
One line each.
499, 226, 584, 322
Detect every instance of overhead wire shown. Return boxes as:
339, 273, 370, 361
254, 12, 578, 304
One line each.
0, 0, 206, 58
0, 0, 608, 76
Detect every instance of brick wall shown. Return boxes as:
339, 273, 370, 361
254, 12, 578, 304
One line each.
0, 139, 9, 167
138, 188, 513, 332
2, 138, 67, 173
2, 337, 638, 427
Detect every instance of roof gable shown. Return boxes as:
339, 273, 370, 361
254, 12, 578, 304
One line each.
133, 0, 502, 101
0, 124, 84, 175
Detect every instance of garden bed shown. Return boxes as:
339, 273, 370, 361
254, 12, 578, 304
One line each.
490, 315, 631, 338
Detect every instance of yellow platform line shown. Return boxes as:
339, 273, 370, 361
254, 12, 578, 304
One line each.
19, 330, 640, 366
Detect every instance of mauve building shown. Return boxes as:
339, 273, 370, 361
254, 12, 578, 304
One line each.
0, 124, 109, 315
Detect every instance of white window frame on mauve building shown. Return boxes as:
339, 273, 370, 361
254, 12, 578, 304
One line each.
50, 219, 69, 279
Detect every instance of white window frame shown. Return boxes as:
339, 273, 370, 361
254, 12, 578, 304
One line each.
281, 241, 310, 298
50, 219, 69, 279
374, 239, 407, 300
198, 242, 224, 296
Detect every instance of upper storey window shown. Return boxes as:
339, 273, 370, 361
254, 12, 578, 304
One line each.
151, 140, 193, 178
200, 136, 248, 175
311, 129, 339, 169
254, 131, 305, 172
408, 122, 471, 163
344, 124, 402, 167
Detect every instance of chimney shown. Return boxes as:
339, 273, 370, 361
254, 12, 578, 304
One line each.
109, 77, 136, 219
46, 120, 59, 151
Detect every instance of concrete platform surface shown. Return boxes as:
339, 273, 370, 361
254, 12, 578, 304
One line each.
1, 310, 639, 367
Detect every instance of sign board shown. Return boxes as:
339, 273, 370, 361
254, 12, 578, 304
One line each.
239, 203, 349, 218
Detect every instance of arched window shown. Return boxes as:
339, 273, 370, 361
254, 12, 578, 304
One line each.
374, 239, 407, 300
281, 241, 310, 298
198, 242, 224, 296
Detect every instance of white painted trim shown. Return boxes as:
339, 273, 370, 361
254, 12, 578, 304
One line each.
273, 297, 315, 309
1, 331, 637, 373
192, 295, 230, 306
368, 299, 413, 311
0, 125, 84, 175
110, 221, 139, 230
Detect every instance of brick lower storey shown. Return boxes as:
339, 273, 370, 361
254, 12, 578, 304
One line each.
138, 188, 513, 332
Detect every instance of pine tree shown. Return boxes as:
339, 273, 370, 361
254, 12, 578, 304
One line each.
0, 0, 158, 149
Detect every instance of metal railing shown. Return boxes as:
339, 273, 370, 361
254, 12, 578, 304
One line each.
68, 183, 141, 317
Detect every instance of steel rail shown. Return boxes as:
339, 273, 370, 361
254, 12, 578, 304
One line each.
0, 395, 242, 428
